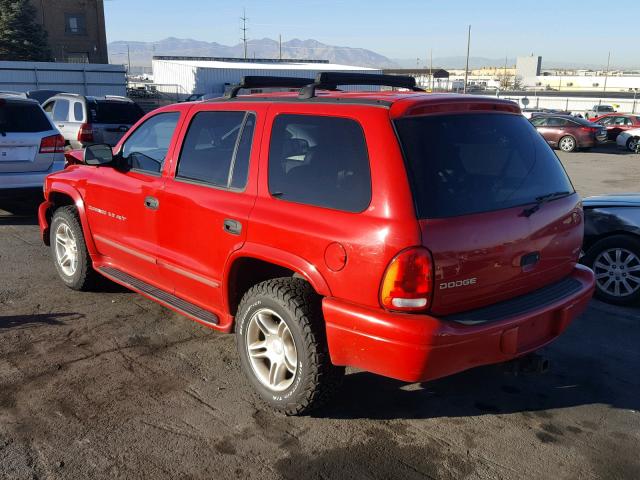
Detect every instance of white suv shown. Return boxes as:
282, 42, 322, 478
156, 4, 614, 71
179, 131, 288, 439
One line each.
0, 95, 65, 190
42, 94, 144, 149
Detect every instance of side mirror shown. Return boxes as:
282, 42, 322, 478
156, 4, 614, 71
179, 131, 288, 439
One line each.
84, 144, 114, 165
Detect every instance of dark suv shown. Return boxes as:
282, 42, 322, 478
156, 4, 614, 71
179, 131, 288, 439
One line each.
39, 74, 595, 414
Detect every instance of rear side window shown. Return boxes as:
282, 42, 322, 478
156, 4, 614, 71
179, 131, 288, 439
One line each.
395, 113, 574, 219
176, 111, 255, 189
0, 102, 52, 132
268, 114, 371, 213
73, 102, 84, 122
92, 101, 144, 124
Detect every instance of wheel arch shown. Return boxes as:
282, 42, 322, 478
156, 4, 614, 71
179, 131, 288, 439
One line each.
584, 230, 640, 259
45, 184, 97, 255
225, 245, 332, 320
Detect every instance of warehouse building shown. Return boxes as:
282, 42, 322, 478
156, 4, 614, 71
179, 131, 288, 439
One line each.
152, 57, 382, 97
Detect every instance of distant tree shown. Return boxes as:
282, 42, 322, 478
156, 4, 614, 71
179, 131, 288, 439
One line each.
0, 0, 52, 61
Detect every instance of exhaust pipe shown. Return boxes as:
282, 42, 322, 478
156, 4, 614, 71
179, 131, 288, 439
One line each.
503, 353, 550, 375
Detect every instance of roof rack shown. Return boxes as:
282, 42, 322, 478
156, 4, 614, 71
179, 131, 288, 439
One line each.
225, 76, 318, 99
299, 72, 424, 99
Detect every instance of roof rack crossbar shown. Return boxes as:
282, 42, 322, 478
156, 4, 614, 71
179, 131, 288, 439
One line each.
299, 72, 424, 99
225, 76, 316, 99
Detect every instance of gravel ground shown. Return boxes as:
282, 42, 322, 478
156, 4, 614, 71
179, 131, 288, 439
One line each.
1, 144, 639, 480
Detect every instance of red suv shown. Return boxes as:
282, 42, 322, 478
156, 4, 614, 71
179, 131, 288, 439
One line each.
39, 74, 595, 415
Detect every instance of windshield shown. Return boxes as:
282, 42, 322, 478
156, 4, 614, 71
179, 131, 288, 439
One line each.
395, 113, 574, 218
90, 101, 144, 124
0, 102, 52, 133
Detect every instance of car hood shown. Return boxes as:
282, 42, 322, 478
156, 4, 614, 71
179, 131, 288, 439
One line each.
619, 127, 640, 137
583, 193, 640, 208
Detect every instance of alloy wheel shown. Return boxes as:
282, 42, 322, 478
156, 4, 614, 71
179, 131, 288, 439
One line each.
245, 308, 298, 392
54, 222, 78, 277
560, 137, 575, 152
593, 248, 640, 298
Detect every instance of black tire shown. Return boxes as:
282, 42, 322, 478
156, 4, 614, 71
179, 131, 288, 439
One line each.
235, 277, 344, 415
627, 136, 639, 153
50, 206, 97, 291
583, 234, 640, 306
559, 135, 577, 152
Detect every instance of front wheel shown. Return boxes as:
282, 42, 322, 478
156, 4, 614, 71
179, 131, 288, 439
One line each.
235, 278, 344, 415
50, 206, 97, 290
559, 135, 577, 152
584, 235, 640, 306
627, 136, 639, 153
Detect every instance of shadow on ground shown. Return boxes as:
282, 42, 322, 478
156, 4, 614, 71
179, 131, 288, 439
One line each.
0, 312, 84, 330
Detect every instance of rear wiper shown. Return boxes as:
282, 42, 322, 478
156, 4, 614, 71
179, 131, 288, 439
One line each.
521, 191, 572, 217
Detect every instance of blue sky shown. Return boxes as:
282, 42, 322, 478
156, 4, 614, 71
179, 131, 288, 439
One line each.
104, 0, 640, 66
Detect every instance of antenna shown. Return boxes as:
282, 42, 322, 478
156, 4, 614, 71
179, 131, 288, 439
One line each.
240, 8, 248, 60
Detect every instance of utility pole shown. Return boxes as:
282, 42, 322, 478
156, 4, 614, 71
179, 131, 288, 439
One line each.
430, 49, 433, 90
241, 9, 248, 60
503, 55, 508, 89
603, 50, 611, 95
463, 25, 471, 94
279, 34, 282, 60
127, 44, 131, 75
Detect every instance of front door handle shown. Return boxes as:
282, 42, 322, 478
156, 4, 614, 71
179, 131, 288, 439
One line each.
144, 196, 159, 210
223, 218, 242, 235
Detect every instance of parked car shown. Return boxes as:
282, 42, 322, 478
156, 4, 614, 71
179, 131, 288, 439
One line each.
42, 94, 144, 149
38, 73, 594, 414
590, 113, 640, 142
530, 114, 607, 152
0, 94, 65, 190
585, 105, 616, 120
616, 127, 640, 152
582, 194, 640, 305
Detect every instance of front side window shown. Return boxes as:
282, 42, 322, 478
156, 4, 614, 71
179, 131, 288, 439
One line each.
268, 114, 371, 213
122, 112, 180, 174
395, 113, 574, 219
176, 111, 255, 189
52, 100, 70, 122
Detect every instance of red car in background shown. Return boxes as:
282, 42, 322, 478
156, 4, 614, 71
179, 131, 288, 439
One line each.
530, 114, 607, 152
591, 113, 640, 142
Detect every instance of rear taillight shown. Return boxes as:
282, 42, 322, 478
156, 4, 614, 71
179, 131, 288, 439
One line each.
380, 247, 433, 312
39, 134, 65, 154
77, 123, 94, 143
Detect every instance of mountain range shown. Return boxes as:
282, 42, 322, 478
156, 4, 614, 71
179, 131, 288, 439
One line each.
108, 37, 626, 71
108, 37, 397, 69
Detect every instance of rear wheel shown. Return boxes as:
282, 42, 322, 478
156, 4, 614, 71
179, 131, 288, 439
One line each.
585, 235, 640, 306
627, 136, 639, 152
50, 206, 97, 290
559, 135, 577, 152
235, 278, 344, 415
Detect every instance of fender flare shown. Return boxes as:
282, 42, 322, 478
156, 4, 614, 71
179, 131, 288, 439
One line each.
224, 242, 332, 310
47, 182, 98, 256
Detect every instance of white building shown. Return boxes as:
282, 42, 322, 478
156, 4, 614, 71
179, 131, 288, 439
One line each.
152, 57, 382, 97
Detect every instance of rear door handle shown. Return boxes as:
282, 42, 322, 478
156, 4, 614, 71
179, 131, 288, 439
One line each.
223, 219, 242, 235
144, 196, 159, 210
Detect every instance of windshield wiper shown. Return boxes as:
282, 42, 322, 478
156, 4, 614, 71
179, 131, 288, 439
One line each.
521, 191, 572, 217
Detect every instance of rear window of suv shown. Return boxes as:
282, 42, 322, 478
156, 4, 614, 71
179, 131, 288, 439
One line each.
90, 101, 144, 124
395, 113, 574, 218
0, 101, 52, 133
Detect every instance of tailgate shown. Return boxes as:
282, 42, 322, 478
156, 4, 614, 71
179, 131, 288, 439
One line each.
93, 123, 130, 146
0, 133, 53, 173
420, 195, 582, 315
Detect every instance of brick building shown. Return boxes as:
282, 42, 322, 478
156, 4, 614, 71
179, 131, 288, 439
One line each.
31, 0, 108, 64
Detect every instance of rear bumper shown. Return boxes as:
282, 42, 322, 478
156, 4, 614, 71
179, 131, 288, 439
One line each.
323, 264, 594, 383
0, 161, 65, 190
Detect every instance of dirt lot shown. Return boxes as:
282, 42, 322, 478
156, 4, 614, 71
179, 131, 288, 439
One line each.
1, 145, 639, 480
